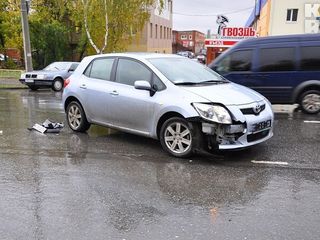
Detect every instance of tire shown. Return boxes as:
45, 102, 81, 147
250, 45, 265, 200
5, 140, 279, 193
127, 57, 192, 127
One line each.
28, 85, 39, 91
52, 78, 64, 92
66, 101, 91, 132
299, 90, 320, 114
160, 117, 200, 158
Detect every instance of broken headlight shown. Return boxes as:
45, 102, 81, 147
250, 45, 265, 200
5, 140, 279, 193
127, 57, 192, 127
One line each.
192, 103, 232, 124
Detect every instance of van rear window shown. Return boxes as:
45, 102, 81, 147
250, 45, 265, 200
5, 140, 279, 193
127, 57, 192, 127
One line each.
259, 48, 295, 72
301, 46, 320, 71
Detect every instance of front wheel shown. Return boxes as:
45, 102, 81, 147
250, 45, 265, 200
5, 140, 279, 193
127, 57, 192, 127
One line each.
160, 117, 200, 158
299, 90, 320, 114
66, 101, 91, 132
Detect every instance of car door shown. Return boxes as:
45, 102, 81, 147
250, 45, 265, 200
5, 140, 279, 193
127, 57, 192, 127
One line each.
106, 58, 158, 135
249, 45, 298, 103
215, 46, 297, 103
80, 57, 116, 124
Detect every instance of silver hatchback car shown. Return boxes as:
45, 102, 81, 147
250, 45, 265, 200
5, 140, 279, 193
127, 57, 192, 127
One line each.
63, 53, 274, 157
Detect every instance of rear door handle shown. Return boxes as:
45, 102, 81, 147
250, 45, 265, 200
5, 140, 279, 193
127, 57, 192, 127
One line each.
110, 90, 119, 96
80, 84, 87, 89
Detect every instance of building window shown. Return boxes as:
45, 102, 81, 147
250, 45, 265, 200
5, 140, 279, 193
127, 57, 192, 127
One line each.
155, 24, 158, 39
189, 35, 192, 40
160, 26, 162, 39
286, 9, 298, 22
164, 27, 166, 39
181, 35, 187, 40
150, 23, 153, 38
167, 28, 169, 39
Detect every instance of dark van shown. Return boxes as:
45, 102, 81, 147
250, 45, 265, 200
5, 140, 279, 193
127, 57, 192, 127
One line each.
209, 34, 320, 114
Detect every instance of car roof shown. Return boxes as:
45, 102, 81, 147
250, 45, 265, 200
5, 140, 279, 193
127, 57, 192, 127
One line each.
51, 61, 79, 64
82, 53, 184, 62
235, 33, 320, 48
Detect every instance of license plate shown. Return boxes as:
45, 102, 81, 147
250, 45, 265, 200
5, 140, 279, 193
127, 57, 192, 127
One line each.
253, 119, 271, 132
25, 79, 34, 83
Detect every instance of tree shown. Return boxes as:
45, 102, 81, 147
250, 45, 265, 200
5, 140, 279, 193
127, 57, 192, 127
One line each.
30, 20, 69, 69
70, 0, 164, 54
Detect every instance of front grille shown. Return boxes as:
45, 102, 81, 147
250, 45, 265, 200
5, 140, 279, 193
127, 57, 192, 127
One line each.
247, 129, 269, 142
241, 104, 265, 115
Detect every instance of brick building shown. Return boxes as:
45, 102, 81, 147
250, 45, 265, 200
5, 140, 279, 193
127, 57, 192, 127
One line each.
172, 30, 205, 54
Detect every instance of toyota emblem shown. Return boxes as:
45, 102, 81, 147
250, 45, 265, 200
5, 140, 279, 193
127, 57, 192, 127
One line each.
253, 104, 261, 115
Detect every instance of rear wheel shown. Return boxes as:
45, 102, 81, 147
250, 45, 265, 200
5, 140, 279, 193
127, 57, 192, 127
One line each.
299, 90, 320, 114
52, 78, 63, 91
66, 101, 91, 132
160, 117, 200, 158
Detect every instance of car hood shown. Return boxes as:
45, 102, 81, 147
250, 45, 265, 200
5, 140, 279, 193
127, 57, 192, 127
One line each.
180, 82, 264, 106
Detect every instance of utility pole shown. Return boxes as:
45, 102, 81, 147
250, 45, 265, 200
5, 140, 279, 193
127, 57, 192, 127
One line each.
20, 0, 33, 71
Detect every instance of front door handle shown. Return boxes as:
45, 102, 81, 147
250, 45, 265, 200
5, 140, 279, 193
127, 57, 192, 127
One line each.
110, 90, 119, 96
80, 84, 87, 89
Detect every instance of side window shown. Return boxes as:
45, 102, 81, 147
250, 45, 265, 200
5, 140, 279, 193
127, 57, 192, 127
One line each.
229, 50, 252, 71
153, 74, 166, 91
69, 63, 79, 72
84, 58, 114, 81
300, 46, 320, 71
116, 59, 152, 86
216, 55, 230, 73
259, 48, 295, 71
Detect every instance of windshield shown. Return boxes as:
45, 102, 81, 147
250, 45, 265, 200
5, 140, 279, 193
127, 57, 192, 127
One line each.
44, 62, 70, 71
148, 57, 227, 84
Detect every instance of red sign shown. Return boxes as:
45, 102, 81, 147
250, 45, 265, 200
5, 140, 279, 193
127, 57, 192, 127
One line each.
222, 27, 256, 37
204, 39, 238, 47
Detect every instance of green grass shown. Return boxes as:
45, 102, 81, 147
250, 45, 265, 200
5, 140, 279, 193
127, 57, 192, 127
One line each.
0, 84, 27, 89
0, 69, 24, 79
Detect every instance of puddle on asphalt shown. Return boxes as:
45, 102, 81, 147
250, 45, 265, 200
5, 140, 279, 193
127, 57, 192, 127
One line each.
88, 125, 119, 137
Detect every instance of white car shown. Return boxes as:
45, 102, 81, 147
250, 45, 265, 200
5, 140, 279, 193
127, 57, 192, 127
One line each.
63, 53, 274, 157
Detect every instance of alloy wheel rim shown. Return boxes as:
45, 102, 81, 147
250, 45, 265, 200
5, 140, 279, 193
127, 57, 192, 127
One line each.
164, 122, 192, 154
68, 105, 81, 129
302, 93, 320, 112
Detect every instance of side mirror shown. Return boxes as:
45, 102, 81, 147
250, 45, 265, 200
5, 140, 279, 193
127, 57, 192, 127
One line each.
134, 80, 151, 91
134, 80, 156, 96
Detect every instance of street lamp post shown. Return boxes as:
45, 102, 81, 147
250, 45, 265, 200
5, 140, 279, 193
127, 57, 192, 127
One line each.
20, 0, 33, 71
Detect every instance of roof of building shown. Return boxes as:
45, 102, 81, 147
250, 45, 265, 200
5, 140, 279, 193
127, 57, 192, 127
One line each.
245, 0, 268, 27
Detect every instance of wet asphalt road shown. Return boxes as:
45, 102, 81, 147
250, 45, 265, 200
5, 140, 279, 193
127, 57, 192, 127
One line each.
0, 89, 319, 240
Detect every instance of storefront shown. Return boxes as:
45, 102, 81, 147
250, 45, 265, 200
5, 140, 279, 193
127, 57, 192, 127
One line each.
205, 26, 256, 65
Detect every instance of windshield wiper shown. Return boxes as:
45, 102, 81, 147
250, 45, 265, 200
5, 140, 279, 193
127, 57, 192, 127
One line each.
199, 80, 228, 84
174, 82, 200, 85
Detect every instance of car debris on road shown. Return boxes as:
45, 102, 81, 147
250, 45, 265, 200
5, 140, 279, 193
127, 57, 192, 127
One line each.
28, 119, 64, 134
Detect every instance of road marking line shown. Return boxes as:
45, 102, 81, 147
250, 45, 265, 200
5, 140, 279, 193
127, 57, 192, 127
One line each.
304, 120, 320, 124
251, 160, 289, 165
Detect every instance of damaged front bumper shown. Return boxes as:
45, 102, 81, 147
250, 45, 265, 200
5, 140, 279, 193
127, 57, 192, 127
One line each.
189, 102, 274, 152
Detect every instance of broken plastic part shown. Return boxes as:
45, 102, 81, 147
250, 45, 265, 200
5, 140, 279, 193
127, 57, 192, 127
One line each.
32, 124, 47, 133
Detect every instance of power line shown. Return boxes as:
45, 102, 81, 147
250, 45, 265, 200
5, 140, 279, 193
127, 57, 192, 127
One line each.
173, 6, 253, 17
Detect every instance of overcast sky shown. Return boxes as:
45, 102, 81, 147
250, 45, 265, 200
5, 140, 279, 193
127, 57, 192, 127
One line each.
172, 0, 255, 34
